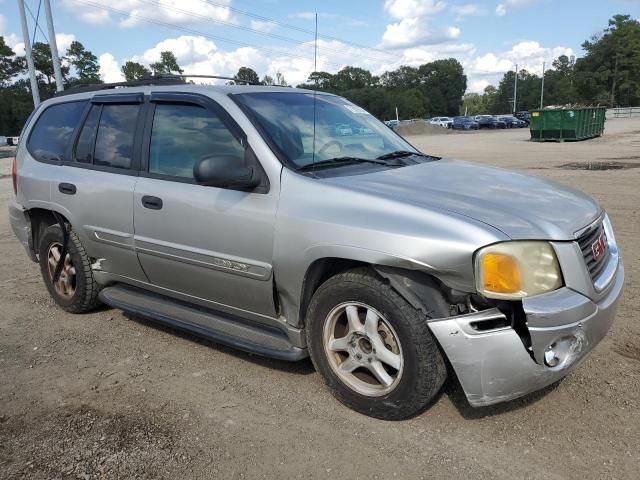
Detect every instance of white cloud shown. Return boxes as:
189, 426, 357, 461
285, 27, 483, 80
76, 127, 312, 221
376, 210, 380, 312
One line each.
384, 0, 447, 20
451, 4, 483, 17
495, 0, 538, 16
79, 9, 111, 25
381, 18, 460, 48
250, 20, 276, 33
99, 53, 124, 82
0, 13, 21, 49
10, 32, 76, 57
466, 40, 573, 89
469, 79, 490, 93
63, 0, 236, 28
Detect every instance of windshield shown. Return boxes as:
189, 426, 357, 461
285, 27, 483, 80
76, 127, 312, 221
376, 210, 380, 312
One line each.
234, 92, 417, 170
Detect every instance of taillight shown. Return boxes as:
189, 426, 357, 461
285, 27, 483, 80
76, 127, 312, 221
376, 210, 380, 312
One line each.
11, 157, 17, 195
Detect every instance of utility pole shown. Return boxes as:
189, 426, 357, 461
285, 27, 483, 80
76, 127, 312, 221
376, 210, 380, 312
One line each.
395, 106, 399, 122
513, 64, 518, 114
540, 61, 545, 109
17, 0, 41, 106
43, 0, 64, 92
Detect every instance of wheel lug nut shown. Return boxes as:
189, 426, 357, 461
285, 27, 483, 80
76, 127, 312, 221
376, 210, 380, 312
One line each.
355, 353, 362, 360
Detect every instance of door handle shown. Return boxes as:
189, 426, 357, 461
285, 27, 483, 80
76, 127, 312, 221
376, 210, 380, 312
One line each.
58, 183, 76, 195
141, 195, 163, 210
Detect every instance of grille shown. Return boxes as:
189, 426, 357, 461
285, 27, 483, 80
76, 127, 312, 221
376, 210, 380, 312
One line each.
577, 220, 609, 281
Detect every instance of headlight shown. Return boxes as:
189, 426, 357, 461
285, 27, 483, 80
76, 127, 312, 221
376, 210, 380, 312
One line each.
475, 241, 563, 299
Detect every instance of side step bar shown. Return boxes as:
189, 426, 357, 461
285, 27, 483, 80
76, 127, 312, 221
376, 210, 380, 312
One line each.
99, 284, 308, 362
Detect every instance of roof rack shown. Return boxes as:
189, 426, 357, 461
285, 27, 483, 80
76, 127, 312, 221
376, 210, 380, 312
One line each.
54, 74, 266, 97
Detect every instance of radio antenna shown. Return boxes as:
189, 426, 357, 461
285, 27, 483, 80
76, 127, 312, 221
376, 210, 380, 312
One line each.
311, 12, 318, 173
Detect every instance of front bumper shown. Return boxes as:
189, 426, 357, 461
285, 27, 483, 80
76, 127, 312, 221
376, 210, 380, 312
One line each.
8, 201, 37, 262
428, 259, 624, 407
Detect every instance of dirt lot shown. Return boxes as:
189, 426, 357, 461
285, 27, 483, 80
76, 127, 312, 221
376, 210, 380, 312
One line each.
1, 121, 639, 479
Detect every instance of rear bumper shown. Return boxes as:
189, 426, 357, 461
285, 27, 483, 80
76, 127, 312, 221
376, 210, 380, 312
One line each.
429, 260, 624, 407
8, 201, 37, 262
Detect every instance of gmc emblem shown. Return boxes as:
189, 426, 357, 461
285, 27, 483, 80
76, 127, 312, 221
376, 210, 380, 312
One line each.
592, 231, 607, 262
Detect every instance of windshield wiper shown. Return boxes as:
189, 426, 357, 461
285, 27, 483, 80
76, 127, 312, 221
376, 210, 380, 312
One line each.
376, 150, 428, 160
297, 156, 393, 172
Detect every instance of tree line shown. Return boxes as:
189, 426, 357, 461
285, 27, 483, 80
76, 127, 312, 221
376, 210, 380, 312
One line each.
1, 14, 638, 135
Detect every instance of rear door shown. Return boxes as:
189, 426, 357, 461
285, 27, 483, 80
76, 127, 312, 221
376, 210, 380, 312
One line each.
45, 94, 148, 281
132, 92, 279, 320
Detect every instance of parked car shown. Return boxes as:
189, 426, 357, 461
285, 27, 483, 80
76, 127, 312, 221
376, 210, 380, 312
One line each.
499, 116, 527, 128
515, 111, 531, 125
357, 126, 374, 135
451, 116, 480, 130
429, 117, 453, 128
474, 115, 507, 129
9, 82, 624, 420
0, 136, 7, 146
333, 123, 352, 136
384, 119, 399, 129
7, 136, 19, 146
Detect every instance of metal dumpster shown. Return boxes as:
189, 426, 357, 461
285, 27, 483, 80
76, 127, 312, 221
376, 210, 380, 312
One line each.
529, 107, 606, 142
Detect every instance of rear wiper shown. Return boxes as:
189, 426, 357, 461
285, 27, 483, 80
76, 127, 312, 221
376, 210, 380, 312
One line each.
297, 156, 392, 172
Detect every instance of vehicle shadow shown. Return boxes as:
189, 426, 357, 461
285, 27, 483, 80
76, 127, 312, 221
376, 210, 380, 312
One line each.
442, 370, 563, 419
122, 312, 316, 376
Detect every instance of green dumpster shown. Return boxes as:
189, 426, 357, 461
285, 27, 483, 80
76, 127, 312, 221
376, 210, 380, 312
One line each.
529, 106, 606, 142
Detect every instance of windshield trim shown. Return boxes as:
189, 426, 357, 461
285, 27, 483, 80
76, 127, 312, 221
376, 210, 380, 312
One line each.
228, 91, 423, 176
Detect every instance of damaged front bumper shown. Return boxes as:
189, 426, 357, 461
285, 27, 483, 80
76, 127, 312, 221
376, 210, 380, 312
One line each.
429, 259, 624, 407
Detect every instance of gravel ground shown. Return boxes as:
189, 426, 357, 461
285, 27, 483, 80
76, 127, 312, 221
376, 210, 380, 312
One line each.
1, 120, 639, 479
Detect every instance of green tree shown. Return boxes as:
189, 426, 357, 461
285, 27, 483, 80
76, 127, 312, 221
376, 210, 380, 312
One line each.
333, 66, 374, 90
31, 42, 70, 85
150, 51, 183, 75
66, 41, 100, 83
234, 66, 260, 84
0, 36, 22, 86
261, 74, 274, 85
575, 14, 640, 106
275, 71, 287, 86
121, 61, 152, 81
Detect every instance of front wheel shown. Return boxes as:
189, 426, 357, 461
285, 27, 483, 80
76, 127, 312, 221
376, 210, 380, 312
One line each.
306, 269, 447, 420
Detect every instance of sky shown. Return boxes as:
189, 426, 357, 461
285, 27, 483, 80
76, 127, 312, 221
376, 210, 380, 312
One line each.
1, 0, 639, 92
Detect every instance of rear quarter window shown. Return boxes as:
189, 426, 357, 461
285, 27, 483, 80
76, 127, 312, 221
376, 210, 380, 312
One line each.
27, 101, 87, 162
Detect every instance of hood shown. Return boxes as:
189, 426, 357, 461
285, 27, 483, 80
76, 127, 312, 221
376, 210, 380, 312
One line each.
325, 159, 601, 240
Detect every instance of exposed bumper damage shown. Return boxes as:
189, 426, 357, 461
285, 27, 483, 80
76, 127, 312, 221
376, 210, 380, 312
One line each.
429, 260, 624, 407
8, 201, 37, 262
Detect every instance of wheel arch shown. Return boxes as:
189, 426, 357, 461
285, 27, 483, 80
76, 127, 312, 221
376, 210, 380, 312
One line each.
288, 256, 457, 329
27, 208, 71, 258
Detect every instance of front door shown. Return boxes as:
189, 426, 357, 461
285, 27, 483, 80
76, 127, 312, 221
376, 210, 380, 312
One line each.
133, 94, 279, 320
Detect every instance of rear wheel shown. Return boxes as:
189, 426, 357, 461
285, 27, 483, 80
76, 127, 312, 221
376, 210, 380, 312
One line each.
38, 224, 101, 313
306, 268, 447, 420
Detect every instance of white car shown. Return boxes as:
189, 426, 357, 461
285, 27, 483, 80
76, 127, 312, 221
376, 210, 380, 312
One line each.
429, 117, 453, 128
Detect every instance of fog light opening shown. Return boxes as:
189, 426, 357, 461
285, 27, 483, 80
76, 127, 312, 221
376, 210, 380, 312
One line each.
543, 334, 585, 369
544, 345, 561, 367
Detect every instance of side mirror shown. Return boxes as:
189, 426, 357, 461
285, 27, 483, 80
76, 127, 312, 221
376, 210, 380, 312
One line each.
193, 155, 261, 190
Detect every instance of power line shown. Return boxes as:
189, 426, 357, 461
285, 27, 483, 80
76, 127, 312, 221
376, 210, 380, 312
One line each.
74, 0, 346, 70
24, 0, 49, 44
134, 0, 396, 66
31, 0, 43, 46
201, 0, 398, 60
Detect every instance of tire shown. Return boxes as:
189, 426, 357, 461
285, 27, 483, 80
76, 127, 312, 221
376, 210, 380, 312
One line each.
305, 268, 447, 420
38, 223, 101, 313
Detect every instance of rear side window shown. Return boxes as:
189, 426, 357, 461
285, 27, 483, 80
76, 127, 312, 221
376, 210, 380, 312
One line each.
27, 101, 86, 162
94, 104, 140, 169
74, 105, 100, 164
149, 103, 245, 179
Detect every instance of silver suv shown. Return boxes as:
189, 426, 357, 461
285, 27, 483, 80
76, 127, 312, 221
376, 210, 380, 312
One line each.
9, 83, 624, 419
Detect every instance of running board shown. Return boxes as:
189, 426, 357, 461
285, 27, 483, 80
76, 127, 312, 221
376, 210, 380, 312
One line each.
99, 285, 307, 361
